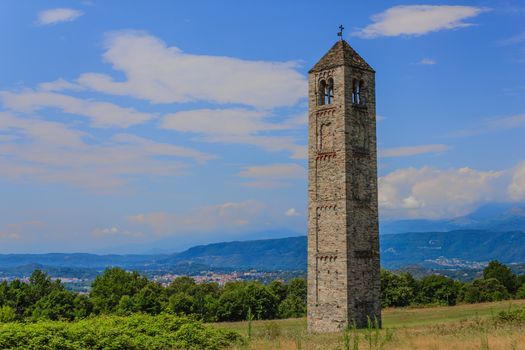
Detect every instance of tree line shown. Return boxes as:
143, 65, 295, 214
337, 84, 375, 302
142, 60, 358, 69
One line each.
381, 260, 525, 307
1, 260, 525, 323
0, 268, 306, 323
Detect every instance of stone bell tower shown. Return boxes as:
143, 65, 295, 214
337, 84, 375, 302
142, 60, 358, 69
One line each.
307, 37, 381, 332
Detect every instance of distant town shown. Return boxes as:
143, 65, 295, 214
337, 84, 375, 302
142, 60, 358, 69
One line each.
0, 269, 305, 293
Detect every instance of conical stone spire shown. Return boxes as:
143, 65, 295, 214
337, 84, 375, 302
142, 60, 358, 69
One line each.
309, 40, 374, 73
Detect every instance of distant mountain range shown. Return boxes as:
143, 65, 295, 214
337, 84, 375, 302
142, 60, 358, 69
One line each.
1, 202, 525, 279
159, 236, 306, 270
2, 230, 525, 275
96, 202, 525, 254
164, 229, 525, 270
381, 202, 525, 234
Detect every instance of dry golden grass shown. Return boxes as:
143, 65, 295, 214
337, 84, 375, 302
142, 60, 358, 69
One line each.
213, 300, 525, 350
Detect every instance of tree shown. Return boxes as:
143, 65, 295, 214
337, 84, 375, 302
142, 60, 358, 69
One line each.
169, 292, 195, 316
278, 295, 306, 318
244, 282, 279, 320
166, 277, 196, 296
516, 284, 525, 299
483, 260, 519, 294
200, 294, 219, 322
216, 282, 246, 321
90, 267, 149, 314
415, 275, 461, 306
462, 278, 509, 303
380, 270, 415, 307
287, 278, 307, 302
32, 289, 76, 321
194, 284, 219, 319
23, 270, 64, 317
268, 280, 287, 303
133, 283, 165, 315
518, 274, 525, 286
116, 295, 137, 316
276, 278, 307, 318
73, 294, 93, 319
0, 280, 8, 307
5, 280, 26, 318
217, 281, 279, 321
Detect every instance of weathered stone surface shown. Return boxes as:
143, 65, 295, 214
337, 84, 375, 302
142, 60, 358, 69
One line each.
307, 40, 381, 333
309, 40, 375, 74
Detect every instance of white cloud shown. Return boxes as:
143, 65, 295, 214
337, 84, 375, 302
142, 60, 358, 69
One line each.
499, 32, 525, 46
37, 8, 83, 25
285, 208, 301, 217
355, 5, 488, 38
379, 144, 450, 158
509, 161, 525, 200
162, 109, 282, 135
128, 200, 265, 235
76, 31, 307, 109
162, 108, 307, 159
24, 31, 308, 160
112, 134, 215, 163
0, 90, 155, 128
0, 112, 214, 189
0, 221, 45, 241
379, 166, 505, 219
91, 226, 144, 238
38, 79, 83, 92
418, 58, 436, 65
450, 114, 525, 137
485, 114, 525, 130
0, 231, 21, 240
239, 163, 306, 188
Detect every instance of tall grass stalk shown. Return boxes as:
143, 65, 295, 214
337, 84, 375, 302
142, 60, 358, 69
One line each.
247, 307, 254, 342
481, 331, 490, 350
342, 326, 350, 350
352, 322, 359, 350
292, 328, 303, 350
381, 328, 395, 350
373, 317, 380, 349
366, 316, 373, 350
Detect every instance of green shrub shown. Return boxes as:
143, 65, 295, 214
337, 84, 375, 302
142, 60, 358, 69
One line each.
0, 313, 241, 350
0, 305, 17, 323
495, 308, 525, 323
261, 321, 281, 340
516, 284, 525, 299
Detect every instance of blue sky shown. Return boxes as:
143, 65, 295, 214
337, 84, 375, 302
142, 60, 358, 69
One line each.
0, 0, 524, 253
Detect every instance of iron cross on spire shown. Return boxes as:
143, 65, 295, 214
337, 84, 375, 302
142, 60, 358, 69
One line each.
337, 25, 344, 40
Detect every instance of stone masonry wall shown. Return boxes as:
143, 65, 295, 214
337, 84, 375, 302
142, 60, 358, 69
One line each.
307, 53, 381, 332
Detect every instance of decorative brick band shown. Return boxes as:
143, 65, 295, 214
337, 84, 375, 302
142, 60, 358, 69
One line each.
316, 151, 336, 160
316, 204, 337, 210
317, 255, 338, 262
315, 108, 336, 117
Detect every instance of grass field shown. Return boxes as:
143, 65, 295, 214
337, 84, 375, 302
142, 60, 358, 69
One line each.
214, 300, 525, 350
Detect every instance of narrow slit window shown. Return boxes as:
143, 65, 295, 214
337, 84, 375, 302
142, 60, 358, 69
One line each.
318, 80, 326, 105
324, 78, 334, 105
358, 80, 365, 104
352, 79, 358, 104
352, 80, 365, 105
